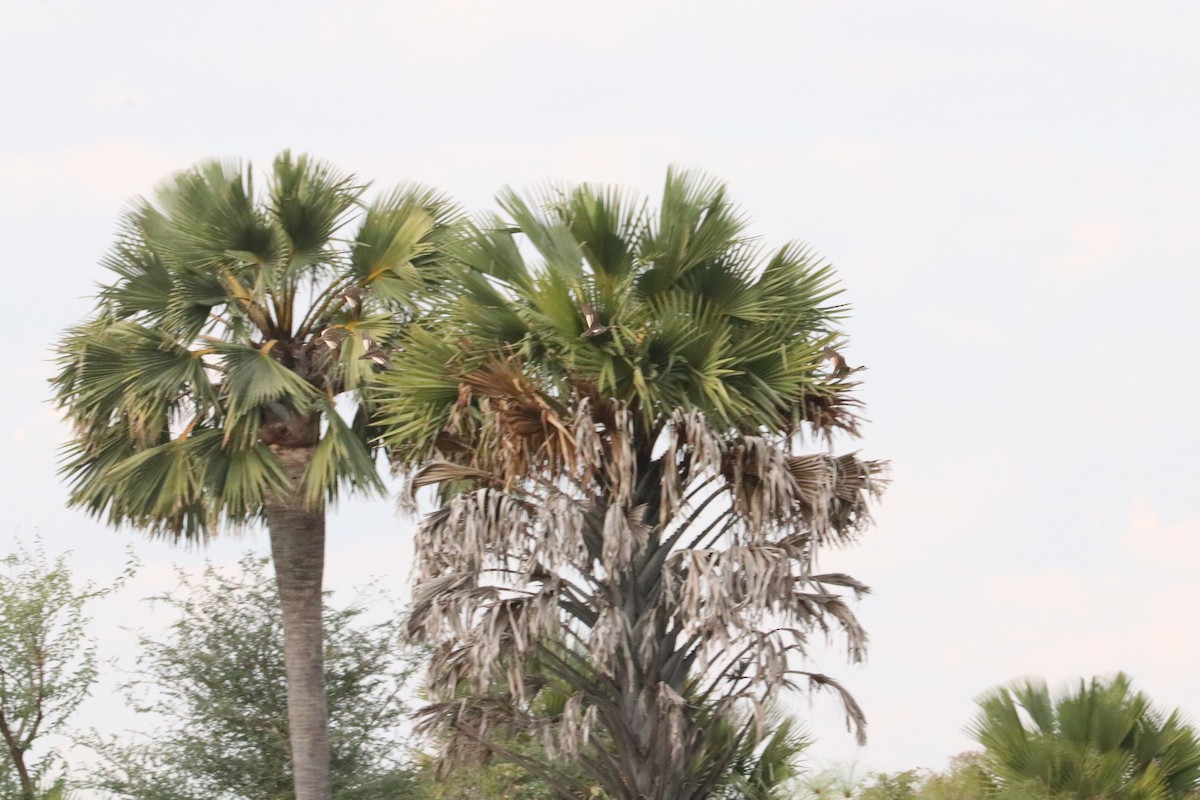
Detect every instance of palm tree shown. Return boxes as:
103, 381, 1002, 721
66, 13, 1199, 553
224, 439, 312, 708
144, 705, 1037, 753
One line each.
713, 711, 810, 800
52, 152, 460, 800
970, 673, 1200, 800
377, 169, 887, 800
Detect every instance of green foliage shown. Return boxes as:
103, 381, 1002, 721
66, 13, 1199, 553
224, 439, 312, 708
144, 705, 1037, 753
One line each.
856, 769, 925, 800
377, 167, 858, 467
712, 713, 810, 800
802, 755, 1039, 800
53, 152, 462, 542
86, 555, 420, 800
409, 741, 558, 800
54, 152, 462, 800
0, 538, 133, 800
831, 676, 1200, 800
911, 754, 996, 800
971, 673, 1200, 800
412, 706, 806, 800
793, 763, 863, 800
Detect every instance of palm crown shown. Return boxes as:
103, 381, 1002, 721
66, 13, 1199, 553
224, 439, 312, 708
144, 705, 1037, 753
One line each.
380, 167, 861, 467
53, 152, 460, 540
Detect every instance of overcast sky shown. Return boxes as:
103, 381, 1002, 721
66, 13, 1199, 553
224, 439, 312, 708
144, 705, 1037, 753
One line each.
2, 0, 1198, 784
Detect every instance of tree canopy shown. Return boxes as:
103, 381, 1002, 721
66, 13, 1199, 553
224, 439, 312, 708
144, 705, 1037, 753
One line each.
52, 151, 462, 800
88, 555, 419, 800
53, 153, 461, 540
378, 168, 886, 800
971, 673, 1200, 800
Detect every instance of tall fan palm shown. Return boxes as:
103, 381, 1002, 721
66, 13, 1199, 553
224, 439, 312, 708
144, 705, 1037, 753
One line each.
377, 169, 887, 800
971, 673, 1200, 800
52, 153, 460, 800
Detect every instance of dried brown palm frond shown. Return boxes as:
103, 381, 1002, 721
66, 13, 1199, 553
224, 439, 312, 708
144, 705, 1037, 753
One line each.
789, 385, 864, 442
410, 461, 498, 489
443, 354, 580, 488
792, 671, 868, 745
785, 452, 887, 546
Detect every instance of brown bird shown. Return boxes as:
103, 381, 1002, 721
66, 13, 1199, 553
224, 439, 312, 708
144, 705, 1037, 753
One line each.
822, 346, 864, 380
318, 326, 351, 350
337, 285, 369, 313
358, 331, 393, 368
359, 345, 394, 369
579, 301, 610, 337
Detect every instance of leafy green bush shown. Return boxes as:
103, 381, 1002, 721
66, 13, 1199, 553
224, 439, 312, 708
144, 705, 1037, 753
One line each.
87, 555, 419, 800
0, 539, 133, 800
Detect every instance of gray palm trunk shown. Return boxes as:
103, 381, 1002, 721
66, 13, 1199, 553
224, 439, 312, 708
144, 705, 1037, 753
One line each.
614, 570, 688, 800
602, 481, 711, 800
264, 438, 331, 800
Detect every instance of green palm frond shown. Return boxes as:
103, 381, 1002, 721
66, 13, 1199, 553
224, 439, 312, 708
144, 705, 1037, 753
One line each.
155, 159, 283, 281
703, 711, 810, 800
54, 152, 463, 539
303, 400, 385, 507
200, 435, 291, 517
99, 211, 173, 318
370, 325, 470, 463
216, 341, 321, 432
497, 185, 586, 282
54, 320, 218, 446
59, 428, 139, 525
268, 150, 363, 273
645, 166, 750, 281
448, 215, 534, 292
560, 182, 648, 284
349, 184, 461, 306
971, 673, 1200, 800
382, 166, 859, 462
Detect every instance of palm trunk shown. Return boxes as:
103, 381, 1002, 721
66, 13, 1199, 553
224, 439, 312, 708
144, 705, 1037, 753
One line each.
608, 475, 702, 800
265, 444, 332, 800
612, 573, 695, 800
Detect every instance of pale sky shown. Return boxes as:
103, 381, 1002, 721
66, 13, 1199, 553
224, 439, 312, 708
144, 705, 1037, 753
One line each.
2, 0, 1199, 785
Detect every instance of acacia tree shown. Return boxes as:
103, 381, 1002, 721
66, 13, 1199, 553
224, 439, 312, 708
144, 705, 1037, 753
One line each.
89, 555, 419, 800
0, 539, 133, 800
52, 153, 460, 800
378, 170, 887, 800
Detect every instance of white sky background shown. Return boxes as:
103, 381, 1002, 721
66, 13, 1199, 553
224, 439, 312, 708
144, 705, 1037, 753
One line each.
2, 0, 1199, 783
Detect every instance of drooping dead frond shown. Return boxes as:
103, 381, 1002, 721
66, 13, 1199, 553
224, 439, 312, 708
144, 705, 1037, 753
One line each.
791, 385, 864, 442
405, 393, 883, 800
785, 452, 889, 546
446, 354, 579, 486
793, 671, 868, 746
411, 460, 498, 489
